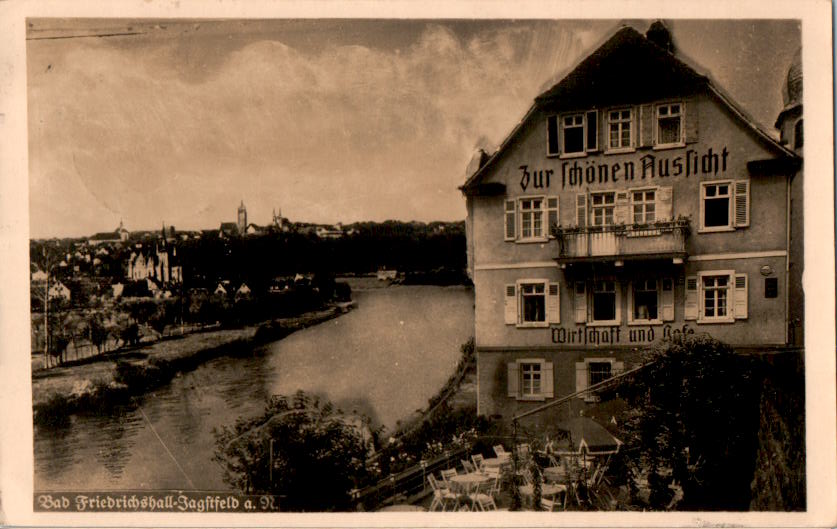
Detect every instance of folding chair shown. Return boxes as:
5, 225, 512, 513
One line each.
471, 453, 485, 472
427, 474, 457, 512
461, 459, 476, 474
493, 444, 507, 457
472, 493, 498, 511
483, 466, 502, 495
440, 468, 458, 486
541, 498, 561, 511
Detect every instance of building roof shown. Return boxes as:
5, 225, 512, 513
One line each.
462, 23, 798, 193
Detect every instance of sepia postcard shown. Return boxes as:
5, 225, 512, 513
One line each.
0, 0, 834, 527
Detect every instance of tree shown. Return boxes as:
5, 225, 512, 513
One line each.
87, 313, 110, 354
617, 335, 761, 510
214, 391, 372, 511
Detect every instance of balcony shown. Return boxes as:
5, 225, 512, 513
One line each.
553, 219, 690, 264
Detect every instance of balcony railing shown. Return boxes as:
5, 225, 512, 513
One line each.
553, 219, 690, 262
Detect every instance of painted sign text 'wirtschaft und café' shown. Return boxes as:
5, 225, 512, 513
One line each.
551, 323, 696, 345
519, 146, 730, 191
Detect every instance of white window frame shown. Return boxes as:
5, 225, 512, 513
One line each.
590, 192, 616, 227
516, 279, 549, 328
697, 270, 735, 323
519, 360, 543, 398
654, 102, 685, 149
630, 187, 657, 225
700, 180, 734, 233
518, 197, 547, 242
628, 278, 662, 325
510, 358, 554, 401
606, 107, 634, 153
589, 279, 621, 326
560, 113, 586, 158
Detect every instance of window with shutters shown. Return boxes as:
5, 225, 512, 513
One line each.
656, 102, 683, 146
548, 111, 598, 157
505, 196, 558, 242
694, 270, 746, 323
630, 279, 659, 323
701, 180, 749, 232
607, 108, 633, 151
520, 282, 546, 325
590, 192, 615, 226
588, 362, 612, 387
507, 280, 559, 327
576, 358, 623, 402
631, 189, 656, 224
509, 358, 554, 401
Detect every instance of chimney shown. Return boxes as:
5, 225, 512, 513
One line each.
646, 20, 674, 54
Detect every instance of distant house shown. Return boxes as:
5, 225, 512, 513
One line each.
219, 222, 239, 238
127, 242, 182, 285
48, 281, 71, 301
235, 283, 252, 299
31, 268, 47, 283
245, 223, 263, 236
377, 269, 397, 281
214, 283, 228, 296
88, 220, 130, 245
112, 283, 125, 298
316, 225, 344, 239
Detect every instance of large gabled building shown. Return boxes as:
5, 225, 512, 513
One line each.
460, 22, 802, 429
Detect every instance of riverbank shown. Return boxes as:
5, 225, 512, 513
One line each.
32, 302, 355, 425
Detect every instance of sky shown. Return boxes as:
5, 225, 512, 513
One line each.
26, 18, 801, 239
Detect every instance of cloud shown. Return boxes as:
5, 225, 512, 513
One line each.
28, 21, 589, 237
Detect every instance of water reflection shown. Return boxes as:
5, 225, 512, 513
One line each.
34, 286, 473, 491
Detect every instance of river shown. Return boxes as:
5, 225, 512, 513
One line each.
33, 284, 474, 491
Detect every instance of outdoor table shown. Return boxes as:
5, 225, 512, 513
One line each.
448, 473, 492, 511
519, 483, 568, 508
482, 456, 511, 470
448, 472, 491, 493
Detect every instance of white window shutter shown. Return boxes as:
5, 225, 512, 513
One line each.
547, 282, 560, 324
575, 361, 587, 397
661, 278, 675, 321
626, 281, 634, 324
657, 186, 673, 221
613, 361, 624, 376
734, 180, 750, 227
547, 197, 559, 238
685, 276, 698, 320
504, 199, 516, 241
734, 273, 748, 319
576, 194, 587, 228
640, 104, 654, 147
507, 362, 519, 398
504, 284, 517, 325
574, 281, 587, 323
684, 98, 699, 144
543, 362, 554, 398
614, 191, 629, 225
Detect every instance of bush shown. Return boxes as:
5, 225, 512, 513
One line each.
617, 335, 761, 510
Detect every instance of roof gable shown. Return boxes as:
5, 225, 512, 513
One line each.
462, 24, 797, 194
536, 26, 706, 110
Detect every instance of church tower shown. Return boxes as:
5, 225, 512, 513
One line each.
237, 200, 247, 234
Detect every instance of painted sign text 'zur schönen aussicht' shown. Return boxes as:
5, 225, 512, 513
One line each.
519, 146, 730, 191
